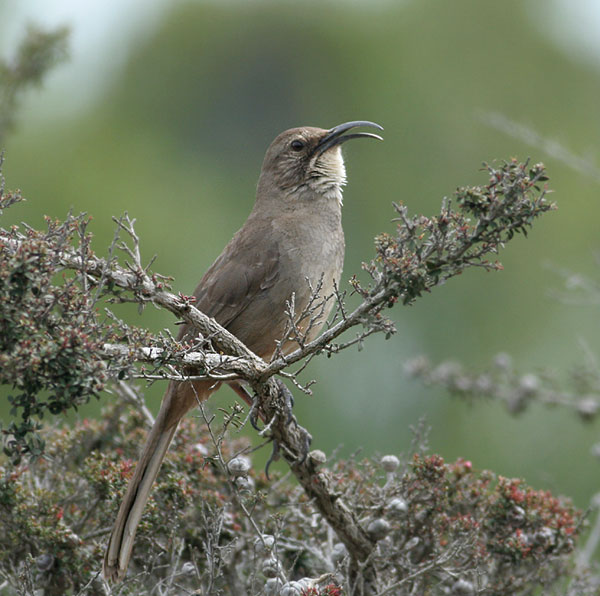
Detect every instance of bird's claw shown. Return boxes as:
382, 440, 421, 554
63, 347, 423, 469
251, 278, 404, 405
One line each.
249, 400, 262, 431
264, 439, 280, 480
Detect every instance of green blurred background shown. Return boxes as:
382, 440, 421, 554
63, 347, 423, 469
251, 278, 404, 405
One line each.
1, 0, 599, 509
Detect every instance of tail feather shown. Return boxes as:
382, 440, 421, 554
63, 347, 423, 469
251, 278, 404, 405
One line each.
104, 380, 213, 582
103, 420, 178, 582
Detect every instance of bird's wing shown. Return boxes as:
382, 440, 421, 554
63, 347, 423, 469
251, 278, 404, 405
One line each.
189, 220, 281, 332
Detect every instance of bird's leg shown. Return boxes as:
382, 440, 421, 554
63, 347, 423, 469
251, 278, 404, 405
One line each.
275, 378, 295, 425
264, 380, 311, 478
230, 379, 310, 478
264, 380, 293, 479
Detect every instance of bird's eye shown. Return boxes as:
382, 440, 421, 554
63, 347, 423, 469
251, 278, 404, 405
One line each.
290, 139, 305, 151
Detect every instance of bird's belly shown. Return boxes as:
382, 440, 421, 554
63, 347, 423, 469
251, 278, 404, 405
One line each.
229, 245, 343, 360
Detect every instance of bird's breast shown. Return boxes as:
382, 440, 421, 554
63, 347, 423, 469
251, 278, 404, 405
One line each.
272, 215, 344, 344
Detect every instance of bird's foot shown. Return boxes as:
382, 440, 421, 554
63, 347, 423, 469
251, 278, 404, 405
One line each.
274, 380, 312, 462
263, 380, 312, 479
264, 427, 312, 478
264, 439, 280, 480
229, 381, 263, 430
249, 398, 262, 431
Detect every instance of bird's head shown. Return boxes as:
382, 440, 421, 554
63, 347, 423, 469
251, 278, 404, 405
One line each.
258, 121, 383, 205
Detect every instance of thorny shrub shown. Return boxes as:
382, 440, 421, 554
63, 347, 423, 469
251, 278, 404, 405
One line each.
0, 405, 588, 595
0, 207, 108, 462
0, 186, 157, 463
355, 160, 552, 309
0, 158, 555, 464
0, 178, 161, 463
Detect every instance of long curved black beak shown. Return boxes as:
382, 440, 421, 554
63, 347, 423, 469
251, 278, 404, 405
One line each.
314, 120, 384, 156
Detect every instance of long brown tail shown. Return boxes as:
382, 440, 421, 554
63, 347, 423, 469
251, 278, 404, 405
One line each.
103, 380, 214, 582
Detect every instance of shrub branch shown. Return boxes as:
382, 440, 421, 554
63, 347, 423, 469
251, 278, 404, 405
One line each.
0, 158, 555, 592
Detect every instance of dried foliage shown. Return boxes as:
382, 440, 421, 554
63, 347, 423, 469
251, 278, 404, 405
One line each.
0, 404, 589, 595
404, 261, 600, 590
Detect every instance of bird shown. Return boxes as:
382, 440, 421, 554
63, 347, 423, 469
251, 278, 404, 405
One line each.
103, 120, 383, 581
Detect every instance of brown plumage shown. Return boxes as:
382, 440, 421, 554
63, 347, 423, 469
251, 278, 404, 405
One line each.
103, 121, 383, 581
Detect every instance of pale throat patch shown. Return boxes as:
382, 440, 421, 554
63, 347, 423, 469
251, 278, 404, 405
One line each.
308, 147, 347, 205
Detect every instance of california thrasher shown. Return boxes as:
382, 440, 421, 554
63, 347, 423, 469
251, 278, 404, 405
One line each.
103, 120, 383, 581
